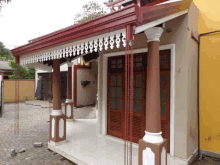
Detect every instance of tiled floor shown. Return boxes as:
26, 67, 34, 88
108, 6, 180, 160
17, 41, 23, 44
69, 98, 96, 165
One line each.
49, 119, 190, 165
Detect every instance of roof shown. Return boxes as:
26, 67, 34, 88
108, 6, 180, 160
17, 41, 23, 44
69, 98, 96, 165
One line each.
0, 61, 14, 71
11, 0, 193, 57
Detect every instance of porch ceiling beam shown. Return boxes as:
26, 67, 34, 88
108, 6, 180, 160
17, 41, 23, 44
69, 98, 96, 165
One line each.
134, 9, 188, 34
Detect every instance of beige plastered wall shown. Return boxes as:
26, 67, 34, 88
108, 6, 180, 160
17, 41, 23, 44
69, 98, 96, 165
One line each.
4, 79, 35, 102
77, 60, 98, 106
98, 2, 199, 161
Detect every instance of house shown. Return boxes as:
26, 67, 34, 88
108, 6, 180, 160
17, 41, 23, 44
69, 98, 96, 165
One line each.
0, 61, 14, 81
11, 0, 199, 164
35, 57, 98, 106
193, 0, 220, 159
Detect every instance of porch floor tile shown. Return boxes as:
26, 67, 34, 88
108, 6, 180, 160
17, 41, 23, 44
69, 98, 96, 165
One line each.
48, 119, 188, 165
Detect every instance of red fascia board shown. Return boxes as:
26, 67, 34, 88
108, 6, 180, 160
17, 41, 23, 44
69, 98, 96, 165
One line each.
139, 0, 192, 23
11, 3, 139, 56
29, 24, 81, 43
14, 15, 137, 56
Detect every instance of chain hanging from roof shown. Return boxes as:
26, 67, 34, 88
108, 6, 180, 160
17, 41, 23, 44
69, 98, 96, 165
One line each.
19, 29, 127, 68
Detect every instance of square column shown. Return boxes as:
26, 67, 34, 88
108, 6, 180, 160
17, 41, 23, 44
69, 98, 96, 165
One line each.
49, 59, 66, 146
139, 27, 167, 165
65, 62, 74, 121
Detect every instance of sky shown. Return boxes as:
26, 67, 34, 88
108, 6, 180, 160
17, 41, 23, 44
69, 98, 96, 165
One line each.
0, 0, 110, 50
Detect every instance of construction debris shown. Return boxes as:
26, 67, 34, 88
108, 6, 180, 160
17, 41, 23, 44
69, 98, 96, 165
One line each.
10, 149, 16, 156
34, 142, 42, 147
19, 148, 25, 153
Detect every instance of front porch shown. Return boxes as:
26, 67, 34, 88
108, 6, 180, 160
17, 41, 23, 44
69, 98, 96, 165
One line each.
48, 119, 188, 165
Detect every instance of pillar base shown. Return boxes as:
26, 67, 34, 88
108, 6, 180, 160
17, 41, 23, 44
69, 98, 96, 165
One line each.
139, 139, 167, 165
66, 118, 74, 122
65, 102, 74, 120
50, 114, 66, 143
49, 140, 66, 146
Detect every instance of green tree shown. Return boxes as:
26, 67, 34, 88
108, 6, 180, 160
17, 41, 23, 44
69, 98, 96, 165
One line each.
8, 60, 35, 79
0, 41, 14, 61
0, 0, 11, 13
74, 1, 108, 24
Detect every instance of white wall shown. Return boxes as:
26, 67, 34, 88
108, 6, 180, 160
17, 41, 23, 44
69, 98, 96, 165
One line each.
77, 60, 98, 106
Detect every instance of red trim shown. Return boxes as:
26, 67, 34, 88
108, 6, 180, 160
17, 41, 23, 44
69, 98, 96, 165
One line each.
126, 24, 133, 41
73, 65, 91, 106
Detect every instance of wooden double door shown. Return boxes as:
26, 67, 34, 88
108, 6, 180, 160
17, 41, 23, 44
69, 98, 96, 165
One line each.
107, 50, 171, 152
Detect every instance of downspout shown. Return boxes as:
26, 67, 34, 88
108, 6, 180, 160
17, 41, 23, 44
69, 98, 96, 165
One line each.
191, 29, 220, 159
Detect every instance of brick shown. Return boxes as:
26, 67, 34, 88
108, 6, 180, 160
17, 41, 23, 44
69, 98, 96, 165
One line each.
33, 142, 42, 147
10, 149, 16, 156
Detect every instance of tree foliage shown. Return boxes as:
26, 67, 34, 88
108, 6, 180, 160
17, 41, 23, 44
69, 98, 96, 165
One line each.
74, 1, 108, 24
0, 41, 14, 61
8, 60, 35, 79
0, 0, 11, 13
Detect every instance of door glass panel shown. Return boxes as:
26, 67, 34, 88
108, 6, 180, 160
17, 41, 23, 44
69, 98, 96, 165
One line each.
117, 64, 123, 68
133, 76, 136, 87
111, 65, 116, 68
117, 75, 122, 86
160, 61, 166, 66
136, 63, 142, 67
110, 99, 116, 109
117, 87, 122, 98
136, 75, 142, 87
160, 75, 167, 88
136, 57, 142, 62
110, 87, 116, 98
117, 59, 122, 64
135, 88, 142, 100
135, 101, 142, 113
160, 89, 167, 103
161, 104, 166, 117
116, 99, 122, 110
160, 55, 166, 60
111, 75, 116, 86
111, 60, 116, 64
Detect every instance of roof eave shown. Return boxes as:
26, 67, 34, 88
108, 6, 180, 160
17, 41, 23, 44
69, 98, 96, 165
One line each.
11, 3, 140, 57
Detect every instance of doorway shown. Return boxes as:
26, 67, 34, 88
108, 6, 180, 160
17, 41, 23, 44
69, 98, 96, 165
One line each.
107, 50, 171, 152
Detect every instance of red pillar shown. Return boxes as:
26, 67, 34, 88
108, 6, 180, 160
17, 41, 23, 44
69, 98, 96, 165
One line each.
15, 56, 19, 64
139, 27, 167, 165
65, 62, 74, 120
49, 59, 66, 146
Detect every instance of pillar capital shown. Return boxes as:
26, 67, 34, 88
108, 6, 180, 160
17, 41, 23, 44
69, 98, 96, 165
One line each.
67, 62, 72, 67
144, 27, 164, 43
